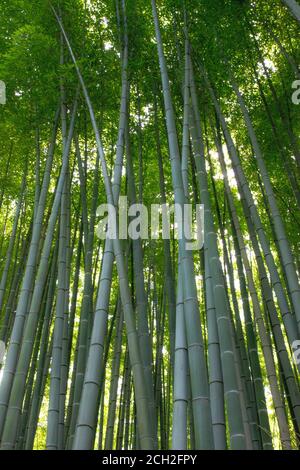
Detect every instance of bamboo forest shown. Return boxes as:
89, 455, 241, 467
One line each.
1, 0, 300, 453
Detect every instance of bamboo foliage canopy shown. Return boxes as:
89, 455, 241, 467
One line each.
0, 0, 299, 451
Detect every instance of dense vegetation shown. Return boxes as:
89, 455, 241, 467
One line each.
0, 0, 300, 450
